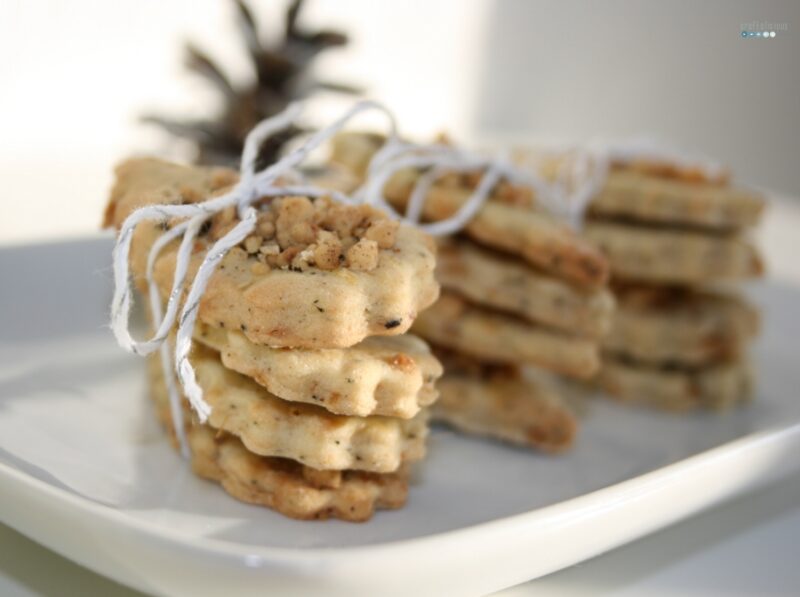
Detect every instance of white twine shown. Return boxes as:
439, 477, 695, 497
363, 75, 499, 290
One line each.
357, 140, 562, 235
510, 137, 727, 229
541, 145, 610, 230
111, 99, 510, 456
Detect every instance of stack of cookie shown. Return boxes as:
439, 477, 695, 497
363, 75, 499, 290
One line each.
576, 154, 765, 410
104, 158, 443, 521
329, 134, 615, 452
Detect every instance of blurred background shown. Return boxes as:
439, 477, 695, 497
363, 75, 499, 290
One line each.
1, 0, 797, 244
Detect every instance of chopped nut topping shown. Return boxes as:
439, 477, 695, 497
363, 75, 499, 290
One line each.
346, 238, 379, 271
313, 230, 343, 270
231, 194, 398, 273
259, 242, 280, 256
256, 218, 276, 239
364, 219, 399, 249
243, 235, 263, 254
276, 196, 316, 247
276, 245, 303, 268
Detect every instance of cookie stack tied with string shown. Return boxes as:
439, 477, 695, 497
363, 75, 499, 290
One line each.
518, 142, 765, 411
102, 102, 446, 522
325, 133, 616, 453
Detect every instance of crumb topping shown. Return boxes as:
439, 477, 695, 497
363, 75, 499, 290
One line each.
206, 195, 399, 273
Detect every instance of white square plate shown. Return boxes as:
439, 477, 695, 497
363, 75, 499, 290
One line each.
1, 236, 799, 597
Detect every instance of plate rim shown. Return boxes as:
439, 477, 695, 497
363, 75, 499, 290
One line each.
2, 419, 799, 567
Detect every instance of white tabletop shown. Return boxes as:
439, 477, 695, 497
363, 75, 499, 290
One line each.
2, 199, 798, 597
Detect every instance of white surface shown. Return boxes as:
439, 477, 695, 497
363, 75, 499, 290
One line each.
503, 473, 800, 597
1, 236, 799, 596
2, 473, 799, 597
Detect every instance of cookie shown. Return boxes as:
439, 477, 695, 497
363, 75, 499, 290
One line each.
148, 357, 407, 521
190, 426, 408, 521
584, 220, 763, 284
329, 132, 609, 289
194, 323, 442, 418
412, 292, 600, 378
603, 285, 759, 366
595, 353, 753, 412
607, 154, 731, 186
184, 345, 428, 473
329, 131, 386, 178
588, 170, 765, 230
432, 355, 576, 453
437, 239, 614, 338
107, 158, 440, 349
388, 180, 609, 289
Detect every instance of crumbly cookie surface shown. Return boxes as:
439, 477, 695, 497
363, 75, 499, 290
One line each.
148, 358, 407, 521
602, 285, 759, 366
412, 292, 600, 379
187, 346, 428, 473
194, 323, 442, 418
584, 220, 763, 284
589, 170, 765, 230
108, 158, 440, 349
596, 353, 753, 412
437, 239, 614, 338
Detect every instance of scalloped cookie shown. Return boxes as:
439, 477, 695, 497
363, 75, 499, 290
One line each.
588, 170, 765, 230
412, 292, 600, 379
187, 345, 428, 473
602, 285, 759, 366
148, 356, 407, 521
106, 157, 440, 349
584, 220, 763, 284
436, 239, 614, 338
596, 354, 753, 412
194, 323, 442, 418
431, 352, 576, 453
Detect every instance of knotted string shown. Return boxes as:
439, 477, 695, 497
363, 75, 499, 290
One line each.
358, 139, 561, 235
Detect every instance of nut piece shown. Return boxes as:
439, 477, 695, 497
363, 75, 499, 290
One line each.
276, 196, 316, 247
235, 194, 401, 273
313, 231, 343, 270
256, 217, 276, 240
364, 219, 399, 249
243, 235, 263, 254
346, 238, 379, 271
